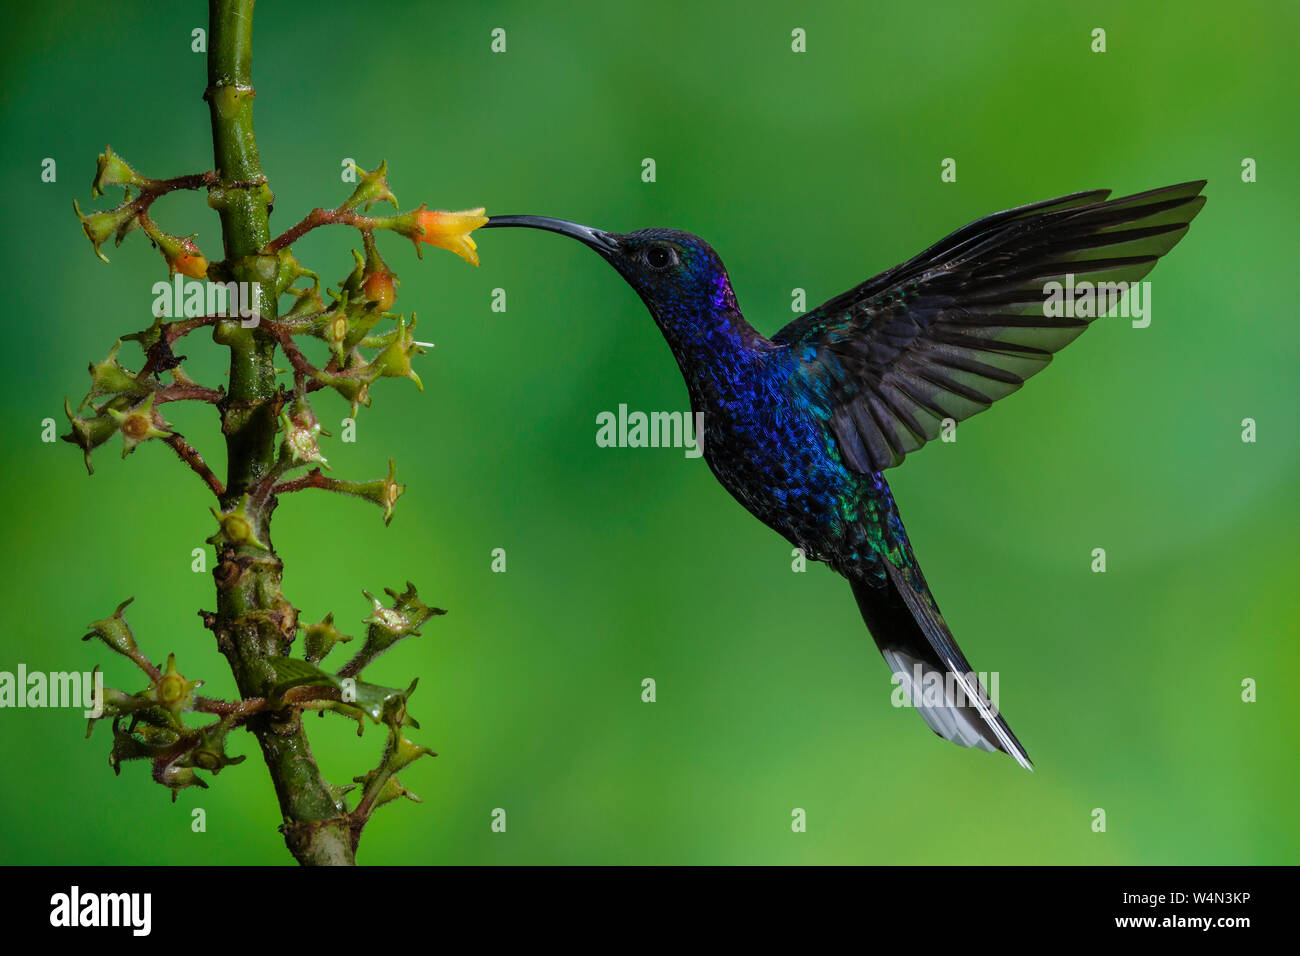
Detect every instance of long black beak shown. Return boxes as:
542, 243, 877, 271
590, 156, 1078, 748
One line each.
480, 215, 619, 256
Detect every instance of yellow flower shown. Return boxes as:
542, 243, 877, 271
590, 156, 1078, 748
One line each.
416, 208, 487, 266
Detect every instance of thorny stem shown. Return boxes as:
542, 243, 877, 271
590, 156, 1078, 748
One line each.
265, 207, 402, 254
193, 684, 333, 720
195, 695, 265, 719
262, 320, 344, 396
271, 468, 339, 495
162, 432, 225, 496
205, 0, 355, 866
264, 321, 318, 382
127, 649, 163, 684
116, 172, 218, 223
155, 384, 223, 404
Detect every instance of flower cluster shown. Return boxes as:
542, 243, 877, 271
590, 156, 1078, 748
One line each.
68, 146, 469, 854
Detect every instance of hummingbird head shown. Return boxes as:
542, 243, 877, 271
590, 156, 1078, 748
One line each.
480, 216, 740, 322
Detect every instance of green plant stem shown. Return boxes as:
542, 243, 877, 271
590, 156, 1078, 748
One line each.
205, 0, 355, 866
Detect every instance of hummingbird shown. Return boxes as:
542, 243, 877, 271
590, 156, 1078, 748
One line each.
482, 181, 1206, 769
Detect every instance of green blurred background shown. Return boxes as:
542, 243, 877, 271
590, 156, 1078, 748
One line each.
1, 0, 1296, 865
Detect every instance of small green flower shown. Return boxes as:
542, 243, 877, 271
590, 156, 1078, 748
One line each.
326, 781, 357, 812
82, 340, 149, 409
207, 495, 270, 551
342, 581, 445, 675
362, 581, 441, 647
309, 365, 372, 416
106, 392, 173, 457
272, 248, 319, 299
84, 680, 141, 739
109, 729, 161, 774
279, 402, 328, 468
183, 722, 246, 775
301, 612, 353, 664
62, 398, 119, 473
72, 197, 138, 263
283, 283, 327, 323
368, 314, 426, 391
90, 145, 153, 199
82, 597, 139, 658
368, 776, 421, 809
387, 732, 436, 774
144, 653, 203, 719
339, 160, 399, 213
156, 763, 210, 802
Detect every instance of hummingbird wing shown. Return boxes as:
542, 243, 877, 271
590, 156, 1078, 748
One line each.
773, 181, 1207, 472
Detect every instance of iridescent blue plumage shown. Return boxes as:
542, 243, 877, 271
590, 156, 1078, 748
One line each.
482, 181, 1206, 769
602, 229, 912, 590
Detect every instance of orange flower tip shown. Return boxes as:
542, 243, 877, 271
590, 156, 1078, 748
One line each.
362, 270, 397, 311
415, 208, 488, 266
174, 254, 209, 280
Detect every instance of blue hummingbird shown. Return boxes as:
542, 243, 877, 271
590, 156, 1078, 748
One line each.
482, 181, 1206, 769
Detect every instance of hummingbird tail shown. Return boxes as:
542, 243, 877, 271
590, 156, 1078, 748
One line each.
850, 564, 1033, 770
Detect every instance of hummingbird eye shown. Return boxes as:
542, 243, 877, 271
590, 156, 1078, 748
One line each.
644, 244, 677, 270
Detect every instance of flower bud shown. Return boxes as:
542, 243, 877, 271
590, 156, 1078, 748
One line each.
72, 198, 139, 264
109, 730, 155, 774
83, 597, 139, 658
387, 732, 436, 774
357, 229, 399, 312
339, 160, 399, 212
342, 581, 445, 676
85, 681, 143, 739
284, 283, 327, 322
301, 612, 353, 664
62, 398, 119, 473
145, 227, 209, 279
322, 458, 405, 526
368, 315, 425, 390
91, 145, 152, 198
309, 367, 372, 415
362, 269, 397, 312
156, 763, 210, 801
273, 249, 320, 299
184, 722, 246, 775
82, 341, 149, 409
326, 781, 356, 811
368, 776, 421, 809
